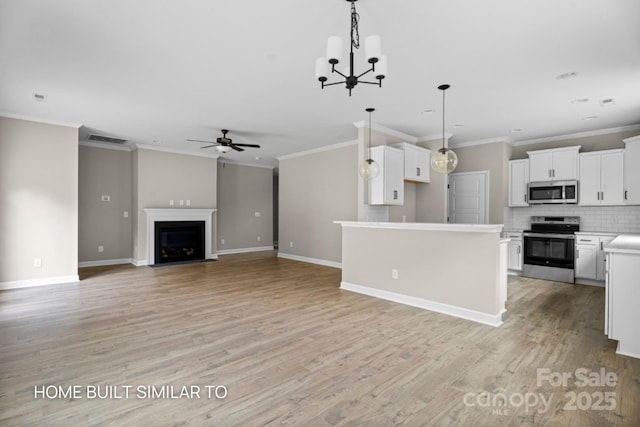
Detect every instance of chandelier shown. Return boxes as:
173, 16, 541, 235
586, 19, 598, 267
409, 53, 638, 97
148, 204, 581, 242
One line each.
315, 0, 387, 96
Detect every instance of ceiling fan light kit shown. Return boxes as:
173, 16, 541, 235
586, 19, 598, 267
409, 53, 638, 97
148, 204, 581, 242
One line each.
431, 84, 458, 174
315, 0, 387, 96
186, 129, 261, 153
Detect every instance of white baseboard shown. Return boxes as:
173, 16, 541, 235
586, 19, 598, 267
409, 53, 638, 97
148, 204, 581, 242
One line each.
134, 254, 218, 267
0, 275, 80, 290
217, 246, 274, 255
340, 281, 503, 327
277, 252, 342, 269
78, 258, 133, 268
574, 278, 605, 287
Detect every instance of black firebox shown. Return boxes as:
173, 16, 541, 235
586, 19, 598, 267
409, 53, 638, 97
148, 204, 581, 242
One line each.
154, 221, 205, 265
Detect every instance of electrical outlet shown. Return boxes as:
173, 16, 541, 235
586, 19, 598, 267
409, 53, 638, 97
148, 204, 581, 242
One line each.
123, 211, 129, 218
33, 258, 42, 268
255, 212, 261, 217
402, 215, 406, 223
289, 241, 293, 248
257, 236, 261, 242
391, 269, 399, 279
179, 200, 184, 206
169, 200, 174, 206
221, 239, 225, 245
186, 200, 191, 206
98, 245, 104, 253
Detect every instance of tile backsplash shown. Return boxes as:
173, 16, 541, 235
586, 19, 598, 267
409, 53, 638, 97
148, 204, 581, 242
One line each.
503, 205, 640, 233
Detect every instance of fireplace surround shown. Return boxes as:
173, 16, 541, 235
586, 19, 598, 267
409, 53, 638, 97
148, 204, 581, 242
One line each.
144, 208, 216, 265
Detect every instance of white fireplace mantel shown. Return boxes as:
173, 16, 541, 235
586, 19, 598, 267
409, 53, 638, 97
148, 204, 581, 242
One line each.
144, 208, 217, 265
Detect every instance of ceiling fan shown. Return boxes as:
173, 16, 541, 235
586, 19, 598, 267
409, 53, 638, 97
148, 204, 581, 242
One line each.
187, 129, 260, 153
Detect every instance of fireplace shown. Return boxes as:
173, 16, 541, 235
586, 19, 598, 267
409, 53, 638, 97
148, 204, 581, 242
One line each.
144, 208, 217, 266
154, 221, 205, 264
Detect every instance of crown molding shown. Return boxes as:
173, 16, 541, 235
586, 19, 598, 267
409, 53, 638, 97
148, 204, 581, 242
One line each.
513, 123, 640, 146
0, 112, 82, 129
418, 132, 453, 143
353, 120, 418, 143
450, 136, 513, 149
135, 143, 220, 159
277, 139, 358, 161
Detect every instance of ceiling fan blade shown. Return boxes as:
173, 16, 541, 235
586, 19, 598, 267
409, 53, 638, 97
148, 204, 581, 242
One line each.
232, 143, 261, 148
200, 144, 218, 149
230, 145, 245, 152
187, 138, 216, 144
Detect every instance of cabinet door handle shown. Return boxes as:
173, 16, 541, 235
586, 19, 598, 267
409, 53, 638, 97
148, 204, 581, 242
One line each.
576, 249, 579, 258
393, 190, 398, 200
600, 241, 604, 250
524, 194, 527, 202
416, 167, 420, 176
581, 239, 592, 242
601, 191, 604, 200
517, 246, 521, 254
549, 169, 552, 178
625, 190, 628, 200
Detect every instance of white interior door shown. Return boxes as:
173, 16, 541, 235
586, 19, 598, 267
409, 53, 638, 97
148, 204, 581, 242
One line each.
448, 171, 488, 224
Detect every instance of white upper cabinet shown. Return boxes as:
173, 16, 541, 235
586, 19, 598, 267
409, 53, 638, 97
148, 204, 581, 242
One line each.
579, 150, 624, 206
508, 159, 529, 207
527, 146, 580, 182
368, 145, 404, 205
391, 142, 431, 183
623, 135, 640, 205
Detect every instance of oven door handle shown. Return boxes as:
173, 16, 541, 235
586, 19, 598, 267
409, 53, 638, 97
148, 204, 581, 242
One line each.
523, 232, 575, 239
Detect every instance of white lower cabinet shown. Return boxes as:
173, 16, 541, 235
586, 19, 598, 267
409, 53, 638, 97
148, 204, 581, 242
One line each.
605, 246, 640, 358
575, 234, 617, 282
506, 232, 523, 272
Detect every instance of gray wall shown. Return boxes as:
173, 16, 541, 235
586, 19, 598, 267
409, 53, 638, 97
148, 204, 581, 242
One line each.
0, 116, 79, 285
133, 148, 217, 263
78, 145, 132, 263
452, 141, 512, 224
279, 144, 358, 264
416, 138, 448, 223
217, 162, 273, 251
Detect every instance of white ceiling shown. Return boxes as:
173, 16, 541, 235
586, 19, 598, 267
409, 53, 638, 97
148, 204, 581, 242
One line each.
1, 0, 639, 167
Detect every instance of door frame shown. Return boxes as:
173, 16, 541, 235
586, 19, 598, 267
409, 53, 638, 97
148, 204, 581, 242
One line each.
447, 170, 490, 224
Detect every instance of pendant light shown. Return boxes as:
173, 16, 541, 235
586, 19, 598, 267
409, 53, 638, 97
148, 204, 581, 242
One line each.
431, 84, 458, 174
359, 107, 380, 179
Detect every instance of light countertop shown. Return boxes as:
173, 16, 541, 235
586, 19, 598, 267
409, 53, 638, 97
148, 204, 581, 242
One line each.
575, 231, 620, 237
334, 221, 503, 233
603, 234, 640, 255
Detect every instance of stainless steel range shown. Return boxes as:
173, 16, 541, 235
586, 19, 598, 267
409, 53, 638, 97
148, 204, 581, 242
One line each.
523, 216, 580, 283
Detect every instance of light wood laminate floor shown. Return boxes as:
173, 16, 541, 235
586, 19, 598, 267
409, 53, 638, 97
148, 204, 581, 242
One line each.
1, 251, 639, 426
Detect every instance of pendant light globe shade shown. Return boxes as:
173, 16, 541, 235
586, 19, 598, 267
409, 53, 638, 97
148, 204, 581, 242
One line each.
359, 158, 380, 179
431, 147, 458, 174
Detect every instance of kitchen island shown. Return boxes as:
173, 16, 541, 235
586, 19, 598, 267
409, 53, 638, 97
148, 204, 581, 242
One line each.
604, 234, 640, 359
335, 221, 508, 326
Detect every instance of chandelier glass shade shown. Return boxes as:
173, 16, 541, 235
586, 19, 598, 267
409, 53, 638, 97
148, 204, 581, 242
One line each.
315, 0, 387, 96
359, 108, 379, 180
216, 145, 232, 153
431, 84, 458, 174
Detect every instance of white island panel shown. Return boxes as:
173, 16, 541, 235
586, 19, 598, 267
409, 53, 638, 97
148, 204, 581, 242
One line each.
336, 222, 506, 327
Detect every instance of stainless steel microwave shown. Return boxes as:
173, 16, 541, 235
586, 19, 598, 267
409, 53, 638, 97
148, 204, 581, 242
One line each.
528, 180, 578, 204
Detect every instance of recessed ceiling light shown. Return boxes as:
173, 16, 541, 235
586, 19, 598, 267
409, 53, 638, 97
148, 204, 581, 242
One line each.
453, 124, 464, 128
571, 98, 590, 104
582, 116, 598, 121
422, 109, 434, 114
511, 128, 523, 133
556, 71, 579, 80
153, 139, 161, 144
32, 92, 47, 102
255, 156, 261, 160
600, 98, 616, 107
